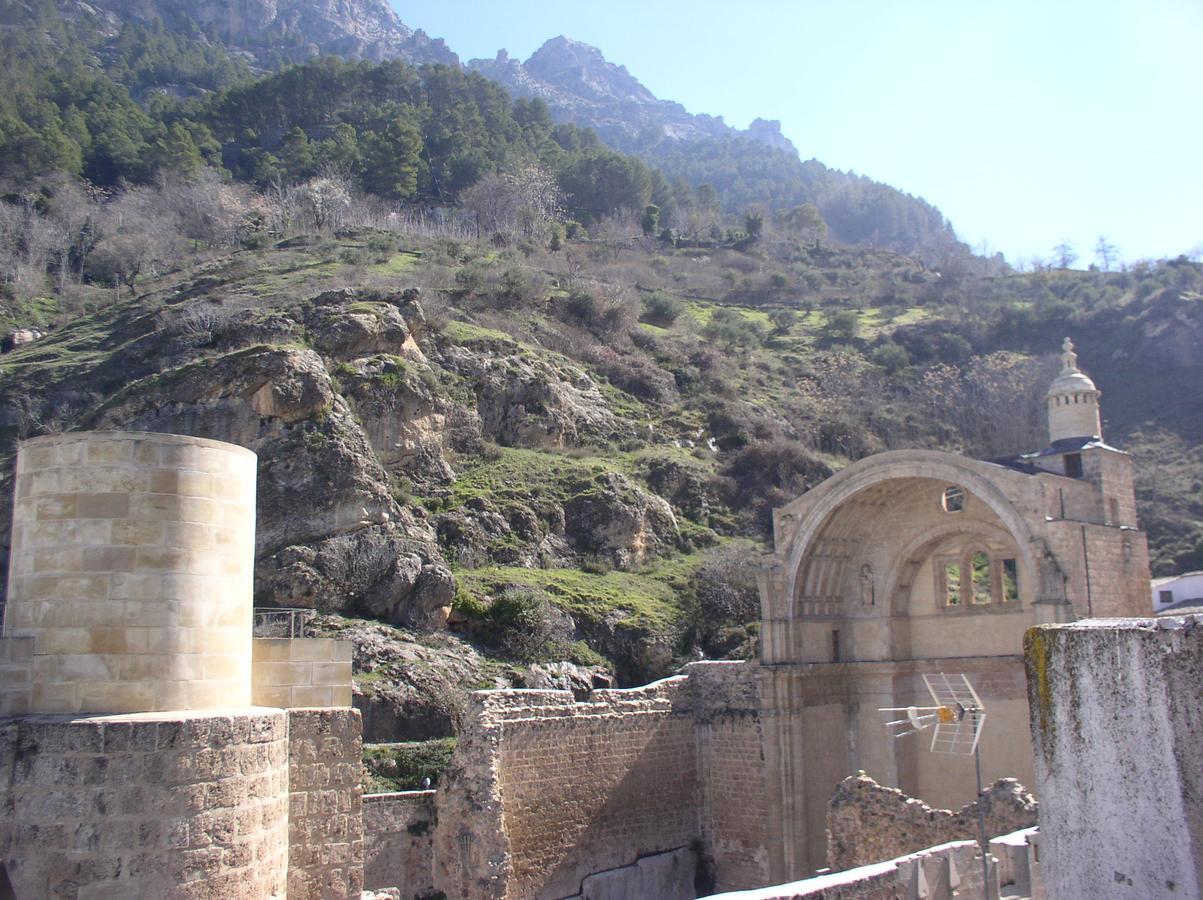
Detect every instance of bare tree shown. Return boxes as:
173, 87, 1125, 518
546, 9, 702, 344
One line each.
1051, 239, 1077, 269
1093, 235, 1120, 272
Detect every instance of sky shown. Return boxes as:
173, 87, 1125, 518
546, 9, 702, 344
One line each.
398, 0, 1202, 267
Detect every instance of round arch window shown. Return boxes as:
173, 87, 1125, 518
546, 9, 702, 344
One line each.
942, 486, 966, 512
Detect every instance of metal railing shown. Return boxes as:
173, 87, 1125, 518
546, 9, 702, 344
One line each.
252, 607, 316, 638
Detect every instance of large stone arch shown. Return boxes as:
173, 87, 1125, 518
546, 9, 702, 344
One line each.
777, 450, 1041, 614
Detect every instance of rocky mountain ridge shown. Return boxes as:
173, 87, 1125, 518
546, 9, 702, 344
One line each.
59, 0, 458, 68
469, 36, 798, 156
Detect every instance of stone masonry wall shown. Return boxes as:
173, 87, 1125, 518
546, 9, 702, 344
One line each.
252, 638, 353, 708
689, 661, 770, 892
362, 790, 436, 895
0, 636, 32, 714
826, 772, 1037, 871
287, 708, 364, 899
433, 678, 702, 900
1025, 615, 1203, 900
0, 708, 289, 899
498, 679, 699, 899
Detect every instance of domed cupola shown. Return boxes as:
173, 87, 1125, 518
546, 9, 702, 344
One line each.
1047, 337, 1102, 442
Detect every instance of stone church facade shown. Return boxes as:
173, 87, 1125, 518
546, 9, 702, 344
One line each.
0, 341, 1152, 898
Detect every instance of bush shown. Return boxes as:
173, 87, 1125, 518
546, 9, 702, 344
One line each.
362, 738, 457, 792
483, 587, 572, 661
826, 309, 860, 340
871, 341, 910, 374
681, 545, 762, 656
722, 439, 834, 535
641, 291, 684, 326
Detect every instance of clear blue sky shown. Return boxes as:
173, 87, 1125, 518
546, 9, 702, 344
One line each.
398, 1, 1202, 267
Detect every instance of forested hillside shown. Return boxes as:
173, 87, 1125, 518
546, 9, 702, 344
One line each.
1, 2, 1200, 775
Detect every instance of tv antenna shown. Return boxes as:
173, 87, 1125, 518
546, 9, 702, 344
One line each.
879, 673, 992, 898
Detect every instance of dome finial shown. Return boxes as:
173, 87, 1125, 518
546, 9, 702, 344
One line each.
1061, 337, 1078, 374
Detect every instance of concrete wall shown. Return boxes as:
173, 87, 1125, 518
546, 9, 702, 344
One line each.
287, 708, 364, 899
2, 432, 257, 714
252, 637, 353, 708
1154, 571, 1203, 612
0, 708, 289, 898
363, 790, 437, 895
1025, 615, 1203, 900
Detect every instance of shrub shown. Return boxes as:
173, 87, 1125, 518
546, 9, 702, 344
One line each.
681, 545, 762, 656
871, 341, 910, 374
722, 439, 834, 535
641, 291, 684, 326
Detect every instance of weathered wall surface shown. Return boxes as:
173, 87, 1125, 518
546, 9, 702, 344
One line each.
691, 661, 770, 892
826, 772, 1037, 871
0, 708, 289, 898
496, 679, 699, 900
431, 663, 771, 899
287, 708, 364, 899
2, 431, 257, 714
363, 790, 436, 894
252, 637, 353, 708
1025, 615, 1203, 900
702, 839, 991, 900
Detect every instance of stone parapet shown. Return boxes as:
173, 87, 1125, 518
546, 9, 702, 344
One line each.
252, 637, 353, 708
0, 707, 289, 898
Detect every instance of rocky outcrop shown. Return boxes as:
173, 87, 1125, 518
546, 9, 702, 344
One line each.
71, 0, 459, 69
563, 471, 680, 567
338, 354, 457, 485
314, 617, 492, 742
469, 37, 783, 154
441, 342, 623, 449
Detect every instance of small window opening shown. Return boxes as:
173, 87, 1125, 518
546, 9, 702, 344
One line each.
945, 562, 962, 606
1109, 498, 1119, 524
1064, 453, 1083, 478
831, 629, 841, 662
970, 551, 992, 604
1002, 558, 1019, 603
1159, 590, 1174, 607
942, 486, 965, 512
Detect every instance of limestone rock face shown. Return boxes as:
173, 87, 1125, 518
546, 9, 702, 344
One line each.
338, 354, 456, 486
315, 616, 491, 742
563, 471, 680, 567
68, 0, 459, 68
442, 342, 623, 449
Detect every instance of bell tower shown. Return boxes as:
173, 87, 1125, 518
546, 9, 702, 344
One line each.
1047, 337, 1102, 443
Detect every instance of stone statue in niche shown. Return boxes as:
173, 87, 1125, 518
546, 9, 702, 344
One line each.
859, 563, 875, 606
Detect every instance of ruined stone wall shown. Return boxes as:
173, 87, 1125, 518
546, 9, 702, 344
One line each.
498, 679, 700, 899
0, 708, 289, 898
825, 772, 1037, 871
287, 708, 364, 899
1025, 615, 1203, 900
252, 637, 353, 708
690, 661, 770, 892
433, 678, 702, 900
363, 790, 436, 895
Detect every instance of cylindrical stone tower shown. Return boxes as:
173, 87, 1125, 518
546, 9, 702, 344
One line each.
4, 431, 257, 713
1046, 337, 1102, 442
